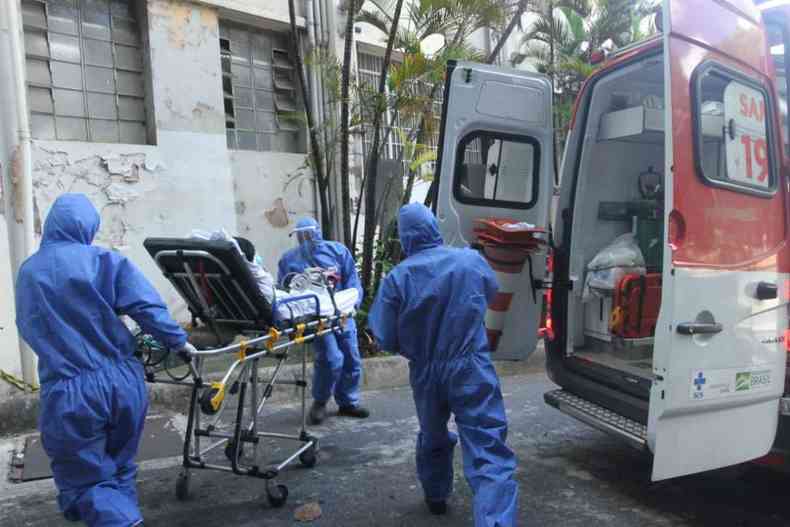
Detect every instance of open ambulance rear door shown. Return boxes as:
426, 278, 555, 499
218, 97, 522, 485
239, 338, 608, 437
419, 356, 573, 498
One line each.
649, 0, 788, 481
432, 61, 554, 361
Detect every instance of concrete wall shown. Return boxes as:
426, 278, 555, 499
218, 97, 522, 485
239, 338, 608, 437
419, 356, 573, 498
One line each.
195, 0, 304, 27
231, 151, 317, 273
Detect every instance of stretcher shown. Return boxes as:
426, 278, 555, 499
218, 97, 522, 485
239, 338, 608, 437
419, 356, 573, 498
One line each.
138, 237, 351, 508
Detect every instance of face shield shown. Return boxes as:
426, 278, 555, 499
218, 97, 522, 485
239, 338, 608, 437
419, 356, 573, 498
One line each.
291, 224, 318, 246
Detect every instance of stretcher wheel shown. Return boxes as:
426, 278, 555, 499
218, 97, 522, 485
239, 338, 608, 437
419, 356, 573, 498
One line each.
199, 387, 221, 415
175, 471, 190, 501
225, 440, 244, 461
299, 442, 318, 468
266, 483, 288, 508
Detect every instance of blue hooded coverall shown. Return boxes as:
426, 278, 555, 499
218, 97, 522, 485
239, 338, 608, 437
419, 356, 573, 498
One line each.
277, 218, 364, 408
368, 203, 518, 527
15, 194, 187, 527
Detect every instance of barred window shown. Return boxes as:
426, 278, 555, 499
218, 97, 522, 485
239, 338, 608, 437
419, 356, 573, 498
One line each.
219, 22, 304, 153
356, 48, 442, 165
22, 0, 148, 144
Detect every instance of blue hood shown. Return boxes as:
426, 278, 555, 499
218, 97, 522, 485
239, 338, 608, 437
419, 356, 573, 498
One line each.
42, 193, 100, 246
398, 203, 443, 257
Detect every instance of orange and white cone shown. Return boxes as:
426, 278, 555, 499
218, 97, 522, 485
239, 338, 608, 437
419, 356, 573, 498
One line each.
482, 245, 531, 351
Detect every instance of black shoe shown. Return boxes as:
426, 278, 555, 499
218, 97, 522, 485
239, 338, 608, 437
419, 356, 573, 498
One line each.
309, 402, 327, 425
425, 499, 447, 515
337, 405, 370, 419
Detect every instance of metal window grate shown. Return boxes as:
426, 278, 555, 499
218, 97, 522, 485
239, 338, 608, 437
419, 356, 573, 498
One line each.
219, 22, 304, 153
22, 0, 147, 144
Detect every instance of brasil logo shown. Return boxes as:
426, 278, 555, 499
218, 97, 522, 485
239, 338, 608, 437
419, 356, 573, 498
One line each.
735, 372, 751, 392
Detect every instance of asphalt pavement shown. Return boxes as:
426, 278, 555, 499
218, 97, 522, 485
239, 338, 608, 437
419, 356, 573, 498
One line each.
2, 372, 790, 527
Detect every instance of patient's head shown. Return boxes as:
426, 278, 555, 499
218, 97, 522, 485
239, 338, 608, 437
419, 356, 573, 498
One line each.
234, 237, 256, 263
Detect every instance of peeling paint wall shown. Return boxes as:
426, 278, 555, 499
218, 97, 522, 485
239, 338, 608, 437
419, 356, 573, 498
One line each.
231, 151, 317, 273
28, 0, 240, 321
2, 0, 317, 347
148, 0, 226, 135
21, 0, 316, 322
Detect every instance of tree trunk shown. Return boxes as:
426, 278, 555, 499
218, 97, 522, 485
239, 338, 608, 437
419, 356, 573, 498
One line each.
288, 0, 331, 236
486, 0, 527, 64
339, 0, 356, 247
360, 0, 405, 297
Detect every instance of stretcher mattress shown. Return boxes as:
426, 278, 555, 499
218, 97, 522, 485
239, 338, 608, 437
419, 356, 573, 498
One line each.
274, 288, 358, 321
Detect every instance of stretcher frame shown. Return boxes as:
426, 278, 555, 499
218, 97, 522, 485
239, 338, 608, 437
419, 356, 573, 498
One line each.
142, 241, 348, 508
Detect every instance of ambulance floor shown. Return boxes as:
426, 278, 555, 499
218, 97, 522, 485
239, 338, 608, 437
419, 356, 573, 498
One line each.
574, 349, 653, 380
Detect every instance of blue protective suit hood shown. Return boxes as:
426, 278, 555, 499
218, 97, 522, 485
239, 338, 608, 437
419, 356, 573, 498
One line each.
42, 193, 100, 246
398, 203, 443, 257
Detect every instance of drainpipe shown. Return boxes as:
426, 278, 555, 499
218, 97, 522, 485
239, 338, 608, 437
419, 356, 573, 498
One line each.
4, 0, 37, 386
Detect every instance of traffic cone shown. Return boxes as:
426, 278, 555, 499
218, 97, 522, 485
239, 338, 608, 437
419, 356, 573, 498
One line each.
481, 244, 532, 351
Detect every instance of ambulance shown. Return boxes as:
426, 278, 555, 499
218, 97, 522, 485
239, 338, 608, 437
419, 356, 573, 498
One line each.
432, 0, 790, 480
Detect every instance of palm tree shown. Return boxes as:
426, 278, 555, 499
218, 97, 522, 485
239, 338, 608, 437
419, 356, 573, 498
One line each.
486, 0, 529, 64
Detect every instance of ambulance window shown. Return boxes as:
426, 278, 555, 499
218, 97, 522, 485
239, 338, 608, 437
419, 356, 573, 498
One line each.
767, 22, 789, 154
454, 132, 540, 209
694, 64, 776, 195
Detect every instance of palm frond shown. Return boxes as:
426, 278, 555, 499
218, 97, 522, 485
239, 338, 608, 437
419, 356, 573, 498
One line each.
356, 8, 391, 35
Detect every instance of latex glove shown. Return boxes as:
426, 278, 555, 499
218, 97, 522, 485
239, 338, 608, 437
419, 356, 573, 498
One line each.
176, 341, 198, 363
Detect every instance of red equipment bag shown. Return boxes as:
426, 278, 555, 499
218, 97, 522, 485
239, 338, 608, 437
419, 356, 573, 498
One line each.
609, 273, 662, 339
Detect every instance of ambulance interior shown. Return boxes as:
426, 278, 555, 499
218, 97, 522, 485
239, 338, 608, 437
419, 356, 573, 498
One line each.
566, 52, 726, 383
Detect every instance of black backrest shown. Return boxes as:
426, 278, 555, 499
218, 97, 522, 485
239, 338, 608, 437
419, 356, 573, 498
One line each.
234, 237, 256, 263
143, 237, 273, 329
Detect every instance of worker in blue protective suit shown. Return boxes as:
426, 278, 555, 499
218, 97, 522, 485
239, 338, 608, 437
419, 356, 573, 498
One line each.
277, 217, 369, 425
15, 193, 193, 527
368, 203, 518, 526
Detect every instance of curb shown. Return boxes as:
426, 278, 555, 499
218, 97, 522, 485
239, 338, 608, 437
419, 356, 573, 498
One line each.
0, 345, 547, 435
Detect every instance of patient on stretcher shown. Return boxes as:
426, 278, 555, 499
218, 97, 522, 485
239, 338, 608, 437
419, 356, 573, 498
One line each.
188, 229, 358, 321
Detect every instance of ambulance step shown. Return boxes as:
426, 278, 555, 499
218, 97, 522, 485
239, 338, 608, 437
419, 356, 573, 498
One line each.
544, 389, 647, 450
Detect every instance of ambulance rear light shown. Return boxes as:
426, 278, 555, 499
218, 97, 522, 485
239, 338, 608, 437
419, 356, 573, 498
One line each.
785, 329, 790, 353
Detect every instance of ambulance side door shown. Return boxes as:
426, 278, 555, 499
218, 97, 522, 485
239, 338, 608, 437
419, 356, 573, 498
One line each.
433, 61, 554, 361
649, 0, 788, 481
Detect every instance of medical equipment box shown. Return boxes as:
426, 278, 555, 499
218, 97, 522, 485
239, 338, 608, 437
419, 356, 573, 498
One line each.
610, 272, 662, 339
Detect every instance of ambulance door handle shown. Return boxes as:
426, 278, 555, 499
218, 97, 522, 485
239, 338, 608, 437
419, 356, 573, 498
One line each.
676, 322, 723, 336
755, 281, 778, 300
